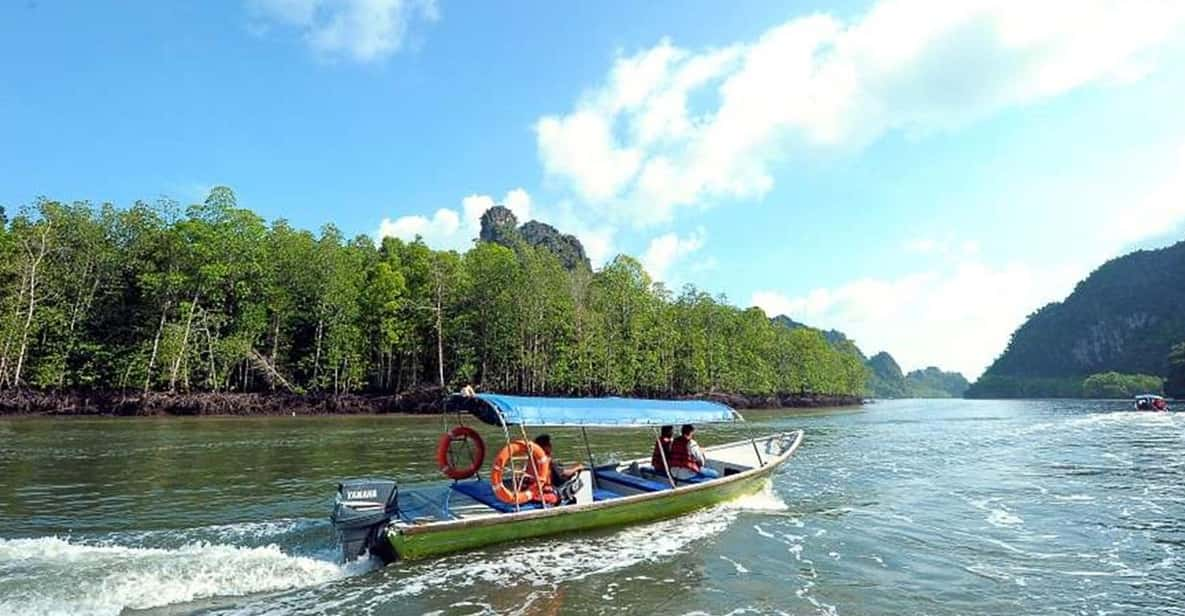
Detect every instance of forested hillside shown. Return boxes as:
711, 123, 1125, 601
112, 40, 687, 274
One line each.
904, 367, 970, 398
773, 317, 968, 398
968, 240, 1185, 398
0, 190, 869, 403
866, 352, 908, 398
864, 352, 969, 398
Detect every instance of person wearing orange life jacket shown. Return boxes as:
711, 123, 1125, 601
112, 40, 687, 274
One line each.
651, 425, 674, 474
668, 424, 720, 482
525, 434, 585, 504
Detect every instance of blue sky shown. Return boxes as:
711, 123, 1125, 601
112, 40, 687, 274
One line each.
3, 0, 1184, 378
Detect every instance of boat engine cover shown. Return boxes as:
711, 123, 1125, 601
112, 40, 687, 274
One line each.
331, 478, 398, 562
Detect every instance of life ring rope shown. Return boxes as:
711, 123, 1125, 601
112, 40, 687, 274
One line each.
489, 440, 555, 505
436, 426, 485, 480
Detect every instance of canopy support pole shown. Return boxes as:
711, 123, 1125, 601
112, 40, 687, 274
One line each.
517, 422, 550, 509
502, 416, 520, 513
580, 427, 597, 490
751, 437, 766, 468
653, 427, 676, 489
737, 409, 764, 467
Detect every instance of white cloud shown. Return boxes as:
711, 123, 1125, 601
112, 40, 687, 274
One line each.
375, 189, 619, 267
460, 188, 532, 234
573, 226, 616, 267
640, 228, 706, 282
1110, 143, 1185, 249
752, 259, 1087, 380
248, 0, 439, 62
903, 238, 940, 255
752, 137, 1185, 379
377, 188, 527, 250
536, 112, 643, 204
536, 0, 1185, 226
376, 207, 459, 247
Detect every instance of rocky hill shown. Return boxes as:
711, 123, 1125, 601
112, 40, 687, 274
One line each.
479, 206, 590, 270
968, 240, 1185, 398
866, 352, 908, 397
905, 367, 971, 398
772, 315, 862, 350
865, 352, 969, 398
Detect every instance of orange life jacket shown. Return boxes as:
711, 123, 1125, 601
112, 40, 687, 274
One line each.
668, 436, 700, 472
651, 437, 672, 472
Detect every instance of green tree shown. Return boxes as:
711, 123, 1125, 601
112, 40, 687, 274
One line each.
0, 189, 872, 401
461, 242, 519, 389
1082, 372, 1163, 398
362, 242, 408, 392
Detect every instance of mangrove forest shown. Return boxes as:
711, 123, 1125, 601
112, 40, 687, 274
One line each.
0, 188, 868, 407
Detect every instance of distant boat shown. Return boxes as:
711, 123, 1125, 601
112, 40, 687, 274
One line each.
329, 393, 804, 562
1134, 394, 1168, 412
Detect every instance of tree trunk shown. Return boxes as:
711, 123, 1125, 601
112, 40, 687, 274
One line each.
144, 303, 169, 393
248, 349, 296, 392
312, 318, 324, 388
200, 308, 216, 391
396, 353, 404, 393
270, 315, 280, 392
0, 299, 17, 388
435, 295, 445, 390
169, 289, 200, 393
13, 225, 51, 388
386, 351, 393, 392
411, 344, 418, 385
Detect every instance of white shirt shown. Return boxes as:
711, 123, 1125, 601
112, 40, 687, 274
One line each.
669, 438, 707, 480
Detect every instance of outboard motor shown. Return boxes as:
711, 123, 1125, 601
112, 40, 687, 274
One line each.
330, 478, 399, 563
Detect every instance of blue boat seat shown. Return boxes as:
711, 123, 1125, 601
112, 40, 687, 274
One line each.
591, 489, 621, 501
594, 468, 671, 492
637, 464, 711, 484
450, 480, 620, 513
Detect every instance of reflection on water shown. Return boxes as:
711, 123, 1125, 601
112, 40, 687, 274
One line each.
1, 400, 1183, 615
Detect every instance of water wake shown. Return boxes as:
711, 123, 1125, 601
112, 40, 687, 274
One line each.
0, 535, 363, 616
222, 485, 791, 614
384, 484, 790, 597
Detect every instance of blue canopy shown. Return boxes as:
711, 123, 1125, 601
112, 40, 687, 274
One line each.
462, 393, 740, 427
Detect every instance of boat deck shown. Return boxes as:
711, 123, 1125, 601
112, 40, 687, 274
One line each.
392, 434, 791, 526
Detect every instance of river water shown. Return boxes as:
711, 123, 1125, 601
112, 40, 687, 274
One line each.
1, 399, 1183, 615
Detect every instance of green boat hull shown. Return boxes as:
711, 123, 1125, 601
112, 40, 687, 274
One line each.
387, 459, 780, 561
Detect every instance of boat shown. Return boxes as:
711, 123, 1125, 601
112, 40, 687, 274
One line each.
1134, 394, 1168, 411
330, 393, 804, 563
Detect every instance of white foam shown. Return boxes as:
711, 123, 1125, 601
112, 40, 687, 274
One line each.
722, 483, 789, 512
986, 508, 1024, 527
229, 498, 760, 615
379, 499, 760, 604
97, 518, 321, 548
720, 555, 749, 574
1052, 494, 1096, 503
0, 536, 357, 616
364, 482, 790, 599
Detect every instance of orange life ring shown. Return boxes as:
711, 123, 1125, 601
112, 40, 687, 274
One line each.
489, 440, 555, 505
436, 426, 486, 480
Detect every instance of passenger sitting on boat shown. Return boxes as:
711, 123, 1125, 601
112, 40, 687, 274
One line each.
669, 424, 719, 481
651, 425, 674, 474
531, 434, 586, 503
